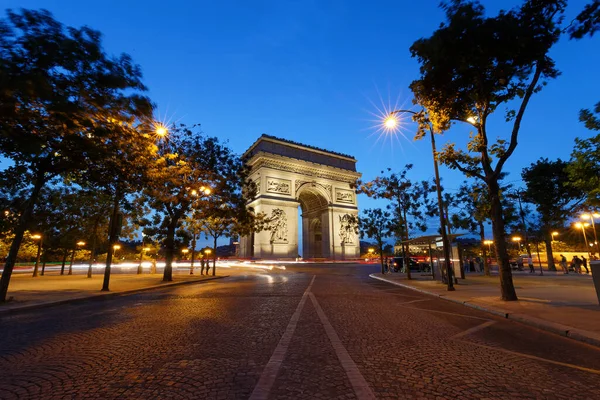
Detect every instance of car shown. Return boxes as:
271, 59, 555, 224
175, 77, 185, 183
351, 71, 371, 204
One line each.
392, 257, 422, 272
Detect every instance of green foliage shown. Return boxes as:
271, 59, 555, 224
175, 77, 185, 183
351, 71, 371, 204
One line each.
579, 102, 600, 131
359, 165, 436, 240
568, 0, 600, 39
410, 0, 565, 179
522, 158, 582, 228
359, 208, 393, 243
567, 135, 600, 207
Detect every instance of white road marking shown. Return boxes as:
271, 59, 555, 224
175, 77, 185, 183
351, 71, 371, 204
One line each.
467, 342, 600, 375
451, 320, 497, 339
249, 275, 316, 400
309, 292, 377, 400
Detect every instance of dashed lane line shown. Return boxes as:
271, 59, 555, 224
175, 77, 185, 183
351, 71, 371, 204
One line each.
309, 292, 377, 400
249, 275, 316, 400
450, 320, 497, 339
466, 341, 600, 376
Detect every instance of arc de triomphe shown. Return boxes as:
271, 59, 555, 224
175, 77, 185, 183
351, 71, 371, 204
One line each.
239, 135, 361, 260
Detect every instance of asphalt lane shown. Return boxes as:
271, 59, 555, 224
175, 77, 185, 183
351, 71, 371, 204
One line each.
1, 263, 599, 399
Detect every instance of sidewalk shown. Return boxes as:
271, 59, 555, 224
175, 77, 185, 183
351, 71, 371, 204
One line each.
0, 271, 226, 314
371, 271, 600, 347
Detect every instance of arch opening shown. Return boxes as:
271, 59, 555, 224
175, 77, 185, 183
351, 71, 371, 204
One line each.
297, 187, 330, 259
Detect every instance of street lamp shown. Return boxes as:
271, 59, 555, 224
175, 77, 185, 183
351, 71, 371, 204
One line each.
581, 212, 599, 257
155, 123, 168, 138
483, 240, 493, 253
383, 109, 455, 291
512, 236, 522, 251
113, 244, 121, 261
68, 241, 86, 275
31, 234, 42, 278
551, 231, 559, 242
574, 222, 591, 256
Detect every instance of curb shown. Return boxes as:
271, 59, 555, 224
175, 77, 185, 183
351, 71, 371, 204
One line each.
0, 275, 228, 316
370, 273, 600, 348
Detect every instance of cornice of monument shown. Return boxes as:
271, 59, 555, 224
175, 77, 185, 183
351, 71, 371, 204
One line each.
243, 134, 356, 162
248, 152, 361, 183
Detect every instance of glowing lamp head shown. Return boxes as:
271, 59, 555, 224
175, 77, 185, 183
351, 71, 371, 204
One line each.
384, 116, 398, 130
113, 244, 121, 250
204, 188, 211, 195
155, 124, 168, 137
181, 249, 189, 254
77, 241, 86, 246
32, 234, 42, 240
512, 236, 521, 242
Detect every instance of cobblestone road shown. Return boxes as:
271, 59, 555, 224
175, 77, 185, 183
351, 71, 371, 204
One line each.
1, 264, 600, 399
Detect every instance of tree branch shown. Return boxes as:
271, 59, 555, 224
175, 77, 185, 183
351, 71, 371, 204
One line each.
494, 62, 544, 178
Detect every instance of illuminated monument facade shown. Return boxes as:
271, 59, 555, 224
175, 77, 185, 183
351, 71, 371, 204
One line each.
239, 135, 361, 260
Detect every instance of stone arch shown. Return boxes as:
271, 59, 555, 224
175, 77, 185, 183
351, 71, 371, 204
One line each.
296, 185, 330, 258
239, 135, 361, 260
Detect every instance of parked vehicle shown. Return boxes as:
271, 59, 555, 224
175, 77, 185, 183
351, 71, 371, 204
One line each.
392, 257, 430, 273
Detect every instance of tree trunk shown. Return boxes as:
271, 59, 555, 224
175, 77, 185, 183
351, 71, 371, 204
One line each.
0, 175, 45, 302
403, 208, 411, 280
212, 236, 217, 276
32, 238, 43, 277
41, 249, 47, 276
87, 222, 98, 279
190, 233, 196, 275
163, 222, 175, 282
102, 191, 121, 291
488, 178, 518, 301
60, 249, 68, 275
544, 236, 556, 271
68, 248, 75, 275
479, 221, 490, 276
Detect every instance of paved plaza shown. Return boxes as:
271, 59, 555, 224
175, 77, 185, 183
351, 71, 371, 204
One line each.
1, 263, 600, 399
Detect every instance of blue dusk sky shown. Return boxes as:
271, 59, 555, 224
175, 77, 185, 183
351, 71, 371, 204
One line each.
2, 0, 599, 242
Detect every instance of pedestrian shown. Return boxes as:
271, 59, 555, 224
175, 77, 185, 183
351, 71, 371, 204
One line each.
559, 254, 568, 274
200, 257, 205, 275
572, 256, 582, 274
581, 256, 589, 274
528, 256, 534, 274
205, 258, 211, 275
475, 257, 482, 273
469, 258, 475, 273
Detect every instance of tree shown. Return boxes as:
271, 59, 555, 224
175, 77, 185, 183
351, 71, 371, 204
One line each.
141, 124, 255, 281
359, 208, 394, 274
0, 9, 152, 301
568, 0, 600, 39
409, 0, 565, 300
360, 165, 435, 279
522, 159, 582, 270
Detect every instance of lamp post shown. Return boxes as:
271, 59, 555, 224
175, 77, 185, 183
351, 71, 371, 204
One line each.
581, 213, 599, 257
551, 231, 558, 242
512, 236, 522, 251
483, 240, 493, 255
384, 110, 454, 291
68, 241, 86, 275
189, 185, 212, 275
113, 244, 121, 262
137, 233, 146, 275
31, 234, 42, 278
574, 222, 591, 257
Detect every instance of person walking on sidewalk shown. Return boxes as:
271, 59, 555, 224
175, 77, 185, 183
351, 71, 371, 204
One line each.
528, 256, 534, 274
572, 255, 582, 274
559, 254, 568, 274
581, 256, 589, 274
